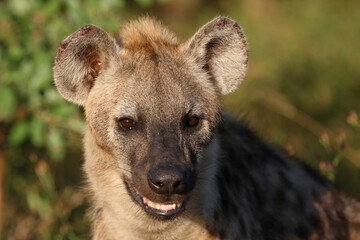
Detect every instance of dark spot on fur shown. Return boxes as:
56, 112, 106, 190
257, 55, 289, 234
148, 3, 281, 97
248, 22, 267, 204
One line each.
86, 73, 95, 89
231, 202, 239, 216
274, 188, 286, 204
233, 22, 240, 29
296, 224, 311, 238
80, 24, 96, 35
219, 229, 227, 239
213, 211, 219, 221
295, 192, 305, 213
205, 37, 220, 60
187, 145, 198, 171
150, 51, 159, 66
69, 84, 77, 94
219, 187, 230, 214
116, 37, 123, 47
279, 171, 293, 189
60, 39, 70, 51
216, 17, 229, 27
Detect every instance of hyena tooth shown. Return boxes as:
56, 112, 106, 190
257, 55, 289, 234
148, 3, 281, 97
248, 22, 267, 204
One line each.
142, 196, 179, 211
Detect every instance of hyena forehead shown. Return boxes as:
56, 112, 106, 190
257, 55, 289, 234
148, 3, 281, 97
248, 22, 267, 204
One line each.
118, 20, 217, 89
100, 71, 216, 126
95, 20, 221, 121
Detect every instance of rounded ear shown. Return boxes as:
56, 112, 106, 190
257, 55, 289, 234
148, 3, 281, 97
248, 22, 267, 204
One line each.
184, 17, 248, 96
53, 25, 119, 105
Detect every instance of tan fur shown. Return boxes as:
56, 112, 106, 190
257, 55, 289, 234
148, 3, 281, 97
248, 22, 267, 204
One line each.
53, 17, 359, 240
120, 17, 179, 52
53, 17, 248, 239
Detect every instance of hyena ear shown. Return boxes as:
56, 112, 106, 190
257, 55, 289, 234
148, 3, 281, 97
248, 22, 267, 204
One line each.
185, 17, 248, 96
53, 25, 119, 105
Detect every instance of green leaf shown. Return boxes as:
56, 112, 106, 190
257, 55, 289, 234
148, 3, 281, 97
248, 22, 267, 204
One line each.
8, 46, 24, 63
52, 104, 79, 118
42, 0, 62, 16
134, 0, 153, 7
0, 85, 17, 121
157, 0, 169, 4
44, 88, 64, 105
29, 64, 52, 91
8, 121, 28, 146
29, 116, 46, 147
27, 92, 42, 110
46, 128, 65, 161
35, 160, 55, 194
97, 0, 124, 12
26, 187, 52, 216
8, 0, 38, 16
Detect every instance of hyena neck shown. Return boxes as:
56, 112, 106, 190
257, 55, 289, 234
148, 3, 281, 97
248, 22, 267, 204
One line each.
200, 115, 334, 239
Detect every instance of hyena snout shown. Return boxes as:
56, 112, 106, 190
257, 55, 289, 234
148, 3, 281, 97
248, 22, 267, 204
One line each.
147, 164, 195, 195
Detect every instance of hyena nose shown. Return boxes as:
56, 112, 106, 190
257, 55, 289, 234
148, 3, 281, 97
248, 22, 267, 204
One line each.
147, 164, 190, 195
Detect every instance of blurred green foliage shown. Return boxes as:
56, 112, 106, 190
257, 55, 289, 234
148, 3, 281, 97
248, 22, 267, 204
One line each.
1, 0, 359, 239
0, 0, 129, 238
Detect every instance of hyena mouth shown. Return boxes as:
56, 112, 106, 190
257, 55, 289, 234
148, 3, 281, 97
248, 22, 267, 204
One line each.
126, 181, 186, 217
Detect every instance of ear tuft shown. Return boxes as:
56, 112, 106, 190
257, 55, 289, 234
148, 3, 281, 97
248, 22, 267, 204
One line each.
53, 25, 118, 105
185, 17, 248, 96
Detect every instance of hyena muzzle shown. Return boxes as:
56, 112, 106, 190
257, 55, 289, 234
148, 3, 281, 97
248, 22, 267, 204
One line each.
53, 17, 360, 240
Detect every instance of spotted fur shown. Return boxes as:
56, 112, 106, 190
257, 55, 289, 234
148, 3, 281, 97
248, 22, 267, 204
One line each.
53, 17, 360, 240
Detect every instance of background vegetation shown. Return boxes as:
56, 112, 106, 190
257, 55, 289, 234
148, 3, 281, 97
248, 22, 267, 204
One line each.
0, 0, 359, 239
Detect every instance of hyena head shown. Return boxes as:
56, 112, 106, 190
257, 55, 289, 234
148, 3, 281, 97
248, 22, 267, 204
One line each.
53, 17, 247, 220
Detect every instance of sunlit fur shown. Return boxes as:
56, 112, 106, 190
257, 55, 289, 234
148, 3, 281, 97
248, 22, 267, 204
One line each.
54, 17, 360, 240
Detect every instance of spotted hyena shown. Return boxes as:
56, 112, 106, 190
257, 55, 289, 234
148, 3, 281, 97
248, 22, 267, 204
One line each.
53, 17, 360, 240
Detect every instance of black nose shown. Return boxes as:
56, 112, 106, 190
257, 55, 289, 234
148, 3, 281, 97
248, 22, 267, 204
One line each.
147, 164, 192, 195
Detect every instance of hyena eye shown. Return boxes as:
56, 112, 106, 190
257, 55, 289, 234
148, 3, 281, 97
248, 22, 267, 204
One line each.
118, 118, 137, 130
187, 116, 200, 128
